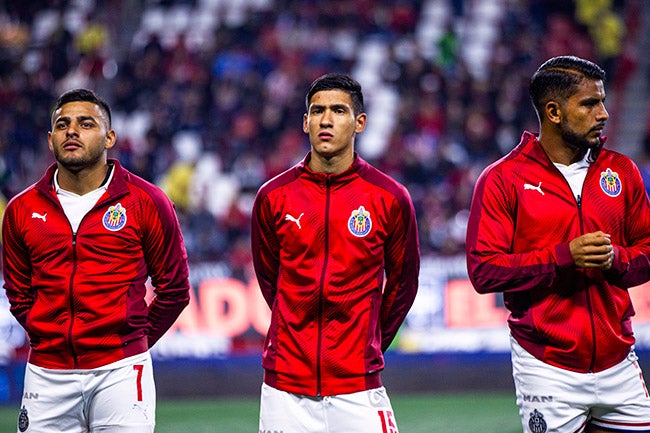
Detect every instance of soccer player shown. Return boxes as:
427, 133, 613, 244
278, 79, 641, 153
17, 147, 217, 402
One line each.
466, 55, 650, 432
251, 73, 420, 433
2, 88, 190, 432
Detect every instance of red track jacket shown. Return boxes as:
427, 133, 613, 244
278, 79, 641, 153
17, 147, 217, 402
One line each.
466, 131, 650, 373
2, 159, 190, 370
251, 153, 420, 396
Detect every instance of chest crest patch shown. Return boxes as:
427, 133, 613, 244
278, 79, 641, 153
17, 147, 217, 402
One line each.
599, 168, 622, 197
103, 202, 127, 231
348, 205, 372, 237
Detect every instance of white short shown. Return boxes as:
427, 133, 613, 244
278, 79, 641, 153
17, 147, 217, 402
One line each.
16, 352, 155, 433
511, 336, 650, 432
259, 383, 399, 433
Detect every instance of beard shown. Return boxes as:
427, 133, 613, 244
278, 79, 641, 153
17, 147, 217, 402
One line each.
52, 144, 105, 174
559, 118, 601, 152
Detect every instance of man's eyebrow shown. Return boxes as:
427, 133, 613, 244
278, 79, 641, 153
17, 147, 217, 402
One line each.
54, 115, 98, 123
309, 103, 350, 110
76, 115, 98, 123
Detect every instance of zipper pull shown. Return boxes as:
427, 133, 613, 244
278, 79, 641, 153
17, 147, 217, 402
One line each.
577, 194, 581, 208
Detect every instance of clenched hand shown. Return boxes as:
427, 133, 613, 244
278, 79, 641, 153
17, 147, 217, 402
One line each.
569, 231, 614, 270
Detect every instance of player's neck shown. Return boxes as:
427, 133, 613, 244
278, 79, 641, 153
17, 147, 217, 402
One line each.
538, 133, 586, 166
56, 162, 111, 195
309, 150, 354, 175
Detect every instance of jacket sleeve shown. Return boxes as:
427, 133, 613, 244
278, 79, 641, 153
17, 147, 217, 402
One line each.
380, 188, 420, 352
251, 192, 280, 309
2, 199, 33, 329
465, 166, 565, 295
607, 161, 650, 288
142, 190, 190, 347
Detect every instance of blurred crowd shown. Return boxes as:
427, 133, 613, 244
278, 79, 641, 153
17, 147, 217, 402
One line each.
0, 0, 641, 280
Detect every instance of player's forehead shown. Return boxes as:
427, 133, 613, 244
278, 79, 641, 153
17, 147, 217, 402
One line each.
573, 78, 605, 97
52, 101, 107, 124
308, 89, 353, 108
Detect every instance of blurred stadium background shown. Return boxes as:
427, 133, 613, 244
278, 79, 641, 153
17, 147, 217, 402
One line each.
1, 0, 650, 429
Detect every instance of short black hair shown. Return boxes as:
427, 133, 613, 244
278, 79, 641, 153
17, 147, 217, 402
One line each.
52, 88, 112, 128
529, 56, 605, 116
305, 73, 364, 115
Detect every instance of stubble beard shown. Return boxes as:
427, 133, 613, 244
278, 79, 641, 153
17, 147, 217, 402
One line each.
559, 119, 600, 153
52, 145, 105, 174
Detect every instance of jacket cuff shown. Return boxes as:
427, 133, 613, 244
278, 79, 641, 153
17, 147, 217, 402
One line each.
554, 242, 574, 267
608, 246, 627, 275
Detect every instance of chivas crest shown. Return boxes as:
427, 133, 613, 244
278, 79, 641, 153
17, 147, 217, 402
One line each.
103, 202, 127, 231
18, 406, 29, 432
528, 409, 547, 433
348, 206, 372, 237
599, 168, 622, 197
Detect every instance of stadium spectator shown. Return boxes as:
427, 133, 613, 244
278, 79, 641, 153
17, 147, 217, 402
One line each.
0, 0, 638, 276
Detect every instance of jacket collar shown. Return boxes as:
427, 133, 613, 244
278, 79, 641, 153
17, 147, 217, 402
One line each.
297, 152, 367, 184
36, 158, 129, 199
516, 130, 606, 165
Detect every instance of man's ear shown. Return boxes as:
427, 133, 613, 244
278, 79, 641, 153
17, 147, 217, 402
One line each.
545, 101, 562, 125
104, 129, 117, 150
354, 113, 367, 134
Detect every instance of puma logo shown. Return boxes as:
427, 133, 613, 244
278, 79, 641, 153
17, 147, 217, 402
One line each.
285, 213, 304, 229
31, 212, 47, 222
523, 182, 544, 195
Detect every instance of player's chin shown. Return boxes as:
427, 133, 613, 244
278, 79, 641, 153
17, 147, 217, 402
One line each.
585, 137, 601, 149
590, 129, 605, 140
58, 156, 89, 172
313, 145, 339, 158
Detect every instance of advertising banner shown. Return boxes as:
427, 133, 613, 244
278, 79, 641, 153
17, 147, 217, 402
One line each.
4, 254, 650, 363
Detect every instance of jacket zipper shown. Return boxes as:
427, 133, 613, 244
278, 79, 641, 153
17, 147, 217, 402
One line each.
65, 201, 105, 369
45, 175, 118, 369
316, 177, 332, 396
577, 192, 597, 373
67, 232, 79, 368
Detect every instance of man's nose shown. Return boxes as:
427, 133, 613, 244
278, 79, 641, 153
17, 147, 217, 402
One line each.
66, 122, 80, 135
597, 103, 609, 121
320, 110, 334, 126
